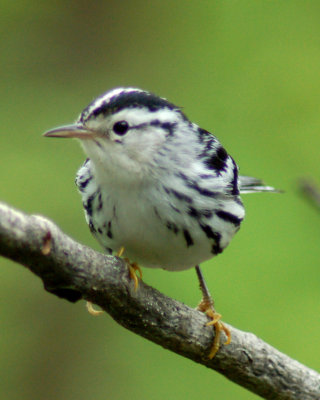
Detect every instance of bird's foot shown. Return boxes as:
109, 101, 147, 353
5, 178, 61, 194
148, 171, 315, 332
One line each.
127, 262, 143, 291
86, 246, 143, 314
117, 246, 143, 290
197, 297, 231, 359
86, 301, 103, 316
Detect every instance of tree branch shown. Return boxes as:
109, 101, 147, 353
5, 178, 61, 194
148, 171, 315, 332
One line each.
299, 178, 320, 211
0, 201, 319, 400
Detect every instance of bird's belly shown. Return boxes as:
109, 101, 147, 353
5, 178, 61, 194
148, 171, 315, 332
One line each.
87, 194, 238, 271
111, 223, 212, 271
95, 216, 213, 271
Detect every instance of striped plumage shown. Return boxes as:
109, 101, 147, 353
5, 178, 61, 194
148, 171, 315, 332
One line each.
68, 87, 271, 271
44, 87, 276, 358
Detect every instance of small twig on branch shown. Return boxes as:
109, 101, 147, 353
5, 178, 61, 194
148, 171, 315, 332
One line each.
299, 178, 320, 210
0, 201, 319, 400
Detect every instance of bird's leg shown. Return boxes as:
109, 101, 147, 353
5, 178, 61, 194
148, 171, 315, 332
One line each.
85, 244, 126, 315
118, 246, 143, 291
126, 261, 143, 290
86, 246, 143, 315
117, 246, 125, 257
195, 265, 231, 358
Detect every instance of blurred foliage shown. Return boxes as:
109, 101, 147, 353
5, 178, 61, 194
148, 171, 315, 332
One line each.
1, 1, 320, 399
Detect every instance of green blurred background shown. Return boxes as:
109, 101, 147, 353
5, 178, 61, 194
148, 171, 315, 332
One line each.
1, 1, 320, 399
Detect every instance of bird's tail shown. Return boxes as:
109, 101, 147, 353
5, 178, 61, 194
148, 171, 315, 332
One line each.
239, 175, 279, 194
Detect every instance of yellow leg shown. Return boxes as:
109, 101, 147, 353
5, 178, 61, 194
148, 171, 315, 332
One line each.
116, 247, 143, 290
127, 261, 143, 291
195, 265, 231, 359
117, 246, 125, 257
198, 297, 231, 359
85, 246, 126, 316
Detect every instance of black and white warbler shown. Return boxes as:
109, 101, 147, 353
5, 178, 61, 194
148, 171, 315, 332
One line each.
44, 87, 276, 358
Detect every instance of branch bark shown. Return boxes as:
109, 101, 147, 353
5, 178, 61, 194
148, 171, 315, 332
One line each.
0, 201, 319, 400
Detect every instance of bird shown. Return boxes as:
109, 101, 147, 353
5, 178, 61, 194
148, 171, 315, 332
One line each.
44, 87, 276, 358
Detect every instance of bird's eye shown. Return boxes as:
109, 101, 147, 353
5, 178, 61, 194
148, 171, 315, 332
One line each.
113, 120, 129, 135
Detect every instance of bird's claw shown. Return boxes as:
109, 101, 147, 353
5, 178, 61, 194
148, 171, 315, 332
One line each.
86, 301, 103, 316
197, 298, 231, 358
117, 247, 143, 290
128, 262, 143, 291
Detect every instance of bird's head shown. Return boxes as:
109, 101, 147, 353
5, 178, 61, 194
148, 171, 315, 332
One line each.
44, 88, 190, 181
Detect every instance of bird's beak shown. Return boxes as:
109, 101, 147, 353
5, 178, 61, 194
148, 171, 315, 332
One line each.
43, 124, 96, 139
